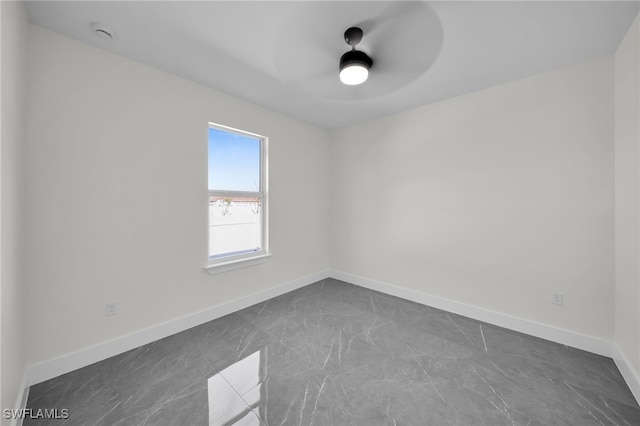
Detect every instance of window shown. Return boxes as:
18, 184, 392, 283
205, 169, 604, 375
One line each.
206, 123, 269, 273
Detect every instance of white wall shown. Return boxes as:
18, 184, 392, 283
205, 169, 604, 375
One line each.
24, 25, 330, 366
331, 56, 615, 341
18, 12, 638, 401
1, 0, 28, 420
615, 12, 640, 383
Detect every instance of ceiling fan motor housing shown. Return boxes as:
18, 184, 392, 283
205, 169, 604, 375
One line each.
340, 49, 373, 70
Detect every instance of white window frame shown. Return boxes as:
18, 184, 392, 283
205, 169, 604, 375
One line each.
205, 123, 269, 274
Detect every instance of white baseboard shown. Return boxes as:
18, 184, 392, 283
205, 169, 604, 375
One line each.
27, 269, 331, 386
26, 268, 623, 397
8, 374, 29, 426
329, 270, 613, 357
613, 343, 640, 405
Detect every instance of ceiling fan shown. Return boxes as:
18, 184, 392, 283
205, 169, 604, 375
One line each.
272, 1, 443, 101
339, 27, 373, 86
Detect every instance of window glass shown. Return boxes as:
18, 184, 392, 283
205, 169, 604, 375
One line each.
208, 196, 262, 259
208, 127, 260, 192
207, 124, 267, 264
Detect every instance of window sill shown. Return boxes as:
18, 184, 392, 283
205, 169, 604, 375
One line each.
204, 253, 271, 275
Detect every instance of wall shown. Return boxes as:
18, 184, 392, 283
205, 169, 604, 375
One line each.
1, 0, 28, 421
24, 25, 330, 367
614, 12, 640, 390
19, 10, 639, 400
331, 56, 615, 342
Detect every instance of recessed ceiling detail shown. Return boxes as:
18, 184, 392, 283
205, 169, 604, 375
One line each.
272, 1, 444, 102
24, 1, 640, 129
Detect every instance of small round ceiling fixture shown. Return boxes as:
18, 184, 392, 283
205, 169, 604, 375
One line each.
339, 27, 373, 86
91, 23, 115, 40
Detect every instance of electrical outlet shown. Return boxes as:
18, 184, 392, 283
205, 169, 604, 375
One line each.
552, 293, 564, 306
105, 302, 119, 317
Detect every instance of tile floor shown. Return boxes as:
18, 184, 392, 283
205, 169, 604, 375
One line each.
25, 278, 640, 425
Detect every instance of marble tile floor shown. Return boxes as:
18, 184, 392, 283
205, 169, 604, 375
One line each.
25, 278, 640, 425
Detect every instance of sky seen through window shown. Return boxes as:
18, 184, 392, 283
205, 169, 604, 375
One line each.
208, 127, 260, 192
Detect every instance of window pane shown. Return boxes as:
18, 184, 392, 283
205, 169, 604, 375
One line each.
209, 196, 262, 258
208, 127, 261, 192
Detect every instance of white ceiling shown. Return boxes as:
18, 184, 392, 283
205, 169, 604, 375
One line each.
26, 1, 640, 129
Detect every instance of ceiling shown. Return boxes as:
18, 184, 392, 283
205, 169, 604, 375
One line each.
26, 1, 640, 129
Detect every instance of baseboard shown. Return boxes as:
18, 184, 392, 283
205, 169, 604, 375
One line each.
26, 268, 617, 389
27, 269, 331, 386
8, 374, 29, 426
613, 343, 640, 405
329, 270, 613, 357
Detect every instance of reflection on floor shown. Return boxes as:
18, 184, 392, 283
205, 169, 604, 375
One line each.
24, 278, 640, 425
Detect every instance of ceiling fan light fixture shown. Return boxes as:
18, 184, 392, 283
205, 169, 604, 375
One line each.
339, 50, 372, 85
340, 64, 369, 86
339, 27, 373, 86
